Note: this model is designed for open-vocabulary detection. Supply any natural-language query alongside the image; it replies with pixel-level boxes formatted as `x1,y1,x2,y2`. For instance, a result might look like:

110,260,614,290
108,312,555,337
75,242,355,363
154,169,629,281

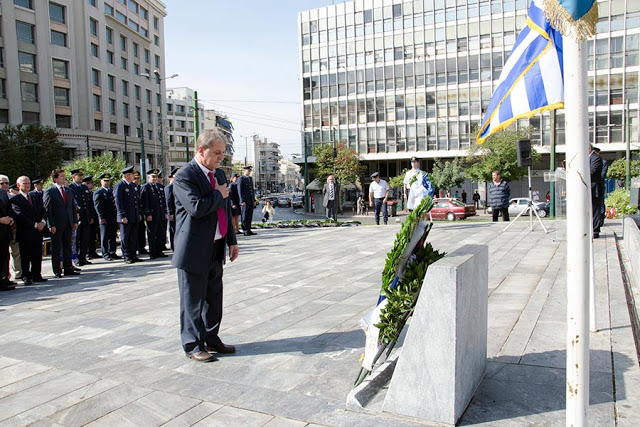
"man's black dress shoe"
247,231,257,236
138,249,149,254
72,267,82,272
185,351,216,363
156,253,168,258
90,252,100,259
124,259,134,264
205,342,236,354
22,277,33,285
132,257,144,262
0,283,15,291
111,254,122,259
149,255,157,260
53,272,63,278
33,276,48,282
64,270,80,276
594,232,600,239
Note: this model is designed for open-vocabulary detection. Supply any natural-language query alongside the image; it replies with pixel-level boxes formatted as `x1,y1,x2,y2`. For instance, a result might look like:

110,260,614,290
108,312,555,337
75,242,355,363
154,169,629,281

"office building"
253,134,282,193
165,86,204,171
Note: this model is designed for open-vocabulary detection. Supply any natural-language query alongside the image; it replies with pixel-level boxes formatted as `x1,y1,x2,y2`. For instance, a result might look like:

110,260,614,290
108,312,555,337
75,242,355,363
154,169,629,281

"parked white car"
488,198,549,218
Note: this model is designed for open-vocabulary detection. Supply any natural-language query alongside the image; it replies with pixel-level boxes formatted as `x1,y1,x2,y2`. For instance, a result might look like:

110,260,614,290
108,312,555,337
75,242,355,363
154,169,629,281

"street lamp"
141,70,178,179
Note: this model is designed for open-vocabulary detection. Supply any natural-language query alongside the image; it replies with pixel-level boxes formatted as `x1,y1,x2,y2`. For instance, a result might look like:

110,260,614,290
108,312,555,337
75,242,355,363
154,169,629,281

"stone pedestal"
383,244,488,425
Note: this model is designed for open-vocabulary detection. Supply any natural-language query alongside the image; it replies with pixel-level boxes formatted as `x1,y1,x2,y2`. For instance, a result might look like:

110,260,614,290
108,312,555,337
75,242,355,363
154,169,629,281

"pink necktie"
208,171,227,238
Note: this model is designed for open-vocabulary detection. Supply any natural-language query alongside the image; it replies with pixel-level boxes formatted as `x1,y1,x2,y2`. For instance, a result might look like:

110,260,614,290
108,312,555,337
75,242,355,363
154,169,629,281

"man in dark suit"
322,175,340,221
114,166,143,264
30,178,44,206
134,172,148,255
228,173,241,234
172,129,239,363
69,168,93,265
164,168,179,251
141,168,166,259
43,169,79,278
589,145,604,238
10,176,47,285
238,165,256,236
83,175,101,259
0,176,16,291
94,173,118,261
157,170,168,251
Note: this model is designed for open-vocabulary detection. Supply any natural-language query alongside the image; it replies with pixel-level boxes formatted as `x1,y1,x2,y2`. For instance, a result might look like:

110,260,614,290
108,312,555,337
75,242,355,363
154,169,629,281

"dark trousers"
592,194,604,233
120,221,138,261
326,199,337,221
137,220,147,253
146,218,161,255
90,221,100,255
100,222,118,257
51,226,73,274
0,237,10,282
161,220,168,248
169,220,176,251
492,207,510,222
374,198,388,225
241,203,254,232
177,240,224,354
18,236,42,280
76,222,90,261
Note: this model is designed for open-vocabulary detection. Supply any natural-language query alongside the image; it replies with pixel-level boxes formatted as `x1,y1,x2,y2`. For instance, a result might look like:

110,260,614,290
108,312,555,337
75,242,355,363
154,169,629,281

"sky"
163,0,340,163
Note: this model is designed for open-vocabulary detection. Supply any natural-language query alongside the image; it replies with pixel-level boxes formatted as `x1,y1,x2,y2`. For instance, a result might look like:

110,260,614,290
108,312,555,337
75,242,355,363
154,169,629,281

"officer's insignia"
125,188,129,192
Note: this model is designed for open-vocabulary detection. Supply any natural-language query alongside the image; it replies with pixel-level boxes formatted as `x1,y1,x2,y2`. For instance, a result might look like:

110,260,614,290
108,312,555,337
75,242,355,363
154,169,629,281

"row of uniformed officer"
141,168,167,259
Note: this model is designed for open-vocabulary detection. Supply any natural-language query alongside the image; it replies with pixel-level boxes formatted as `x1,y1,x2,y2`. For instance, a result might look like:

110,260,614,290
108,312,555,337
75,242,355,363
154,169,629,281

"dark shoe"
594,233,600,239
112,254,122,260
103,256,114,261
53,272,63,278
15,275,23,280
149,255,157,260
0,283,15,291
156,253,168,258
247,231,257,236
22,277,33,286
90,252,100,258
132,257,144,262
72,267,82,272
78,260,92,266
205,342,236,354
33,276,48,282
64,270,81,276
138,249,149,254
185,350,216,363
124,259,135,264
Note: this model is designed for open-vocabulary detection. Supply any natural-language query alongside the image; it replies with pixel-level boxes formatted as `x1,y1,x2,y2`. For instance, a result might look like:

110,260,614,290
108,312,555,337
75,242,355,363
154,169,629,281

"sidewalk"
0,219,638,426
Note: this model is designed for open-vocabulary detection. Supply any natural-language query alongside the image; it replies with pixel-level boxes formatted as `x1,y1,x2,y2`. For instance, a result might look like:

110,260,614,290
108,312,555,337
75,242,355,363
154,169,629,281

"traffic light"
516,139,532,167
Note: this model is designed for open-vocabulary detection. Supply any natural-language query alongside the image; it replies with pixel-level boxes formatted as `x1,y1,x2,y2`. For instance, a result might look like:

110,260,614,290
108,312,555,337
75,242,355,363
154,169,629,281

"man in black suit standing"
0,176,16,291
141,168,166,259
589,145,604,238
164,168,179,251
134,172,148,255
114,166,143,264
157,170,168,251
43,169,79,278
69,168,93,266
238,165,256,236
83,175,100,259
10,176,47,285
172,129,239,363
94,173,118,261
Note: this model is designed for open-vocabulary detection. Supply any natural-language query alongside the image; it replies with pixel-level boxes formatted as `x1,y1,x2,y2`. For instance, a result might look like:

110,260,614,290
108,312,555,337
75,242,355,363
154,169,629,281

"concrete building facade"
165,86,204,171
253,134,282,193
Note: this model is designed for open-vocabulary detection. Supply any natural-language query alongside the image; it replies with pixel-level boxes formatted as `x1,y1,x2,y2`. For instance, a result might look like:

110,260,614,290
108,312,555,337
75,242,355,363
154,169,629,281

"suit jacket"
114,179,140,223
238,174,255,204
590,151,604,199
141,182,164,219
322,182,340,207
69,182,92,224
94,187,117,224
0,189,11,242
43,185,76,230
9,193,43,242
229,182,240,208
164,183,175,217
171,159,237,274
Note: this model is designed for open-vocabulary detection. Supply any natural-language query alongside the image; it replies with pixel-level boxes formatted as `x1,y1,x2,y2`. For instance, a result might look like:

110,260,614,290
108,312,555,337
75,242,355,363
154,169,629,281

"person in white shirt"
532,188,540,203
369,172,390,225
403,157,421,207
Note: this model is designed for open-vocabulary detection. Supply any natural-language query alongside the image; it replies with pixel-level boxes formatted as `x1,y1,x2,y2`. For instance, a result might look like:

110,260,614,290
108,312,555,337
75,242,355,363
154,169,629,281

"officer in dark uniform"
141,168,166,259
165,167,179,251
94,173,119,261
69,168,93,265
156,170,168,251
114,166,143,264
83,175,100,259
30,179,44,206
134,171,148,255
238,165,256,235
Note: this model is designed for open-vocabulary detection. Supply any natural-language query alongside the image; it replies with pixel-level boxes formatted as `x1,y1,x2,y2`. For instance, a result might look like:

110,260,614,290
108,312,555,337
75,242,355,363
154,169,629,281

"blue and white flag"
477,0,564,144
544,0,598,40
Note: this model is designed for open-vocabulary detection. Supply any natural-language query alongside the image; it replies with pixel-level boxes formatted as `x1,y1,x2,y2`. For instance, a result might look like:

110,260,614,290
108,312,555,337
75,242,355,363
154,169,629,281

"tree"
232,161,245,177
312,142,366,185
43,152,127,189
465,128,538,182
389,168,409,190
429,158,465,192
0,124,65,183
606,157,640,187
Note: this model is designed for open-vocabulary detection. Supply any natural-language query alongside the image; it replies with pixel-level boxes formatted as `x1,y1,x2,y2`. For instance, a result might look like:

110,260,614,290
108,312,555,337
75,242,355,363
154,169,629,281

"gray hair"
0,174,8,182
196,128,228,151
17,176,30,184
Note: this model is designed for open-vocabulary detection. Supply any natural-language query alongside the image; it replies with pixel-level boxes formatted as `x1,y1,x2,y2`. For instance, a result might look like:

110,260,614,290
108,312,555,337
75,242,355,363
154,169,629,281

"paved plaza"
0,218,639,426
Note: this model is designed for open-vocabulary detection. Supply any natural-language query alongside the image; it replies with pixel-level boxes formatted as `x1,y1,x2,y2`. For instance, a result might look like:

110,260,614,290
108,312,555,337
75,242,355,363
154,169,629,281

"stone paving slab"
0,220,638,426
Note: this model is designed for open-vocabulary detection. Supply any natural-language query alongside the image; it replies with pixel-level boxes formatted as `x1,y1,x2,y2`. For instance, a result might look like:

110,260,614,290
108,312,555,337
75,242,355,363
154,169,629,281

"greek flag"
477,0,564,144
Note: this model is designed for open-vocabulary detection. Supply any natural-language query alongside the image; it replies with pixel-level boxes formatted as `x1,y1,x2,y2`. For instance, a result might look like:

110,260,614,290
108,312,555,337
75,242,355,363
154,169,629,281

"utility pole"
124,134,128,164
625,99,631,191
33,137,38,179
304,133,310,213
159,114,164,180
193,90,199,151
86,135,90,157
139,123,146,177
550,110,556,218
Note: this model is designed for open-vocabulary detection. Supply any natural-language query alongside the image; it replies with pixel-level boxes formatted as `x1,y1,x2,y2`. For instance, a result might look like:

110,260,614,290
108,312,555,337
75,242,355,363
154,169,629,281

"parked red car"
430,198,476,221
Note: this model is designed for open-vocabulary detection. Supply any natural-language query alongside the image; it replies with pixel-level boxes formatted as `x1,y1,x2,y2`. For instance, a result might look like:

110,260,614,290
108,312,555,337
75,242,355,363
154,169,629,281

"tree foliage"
606,157,640,187
465,129,537,182
0,124,65,183
43,153,127,189
232,161,245,177
312,142,366,185
429,158,466,191
389,168,409,189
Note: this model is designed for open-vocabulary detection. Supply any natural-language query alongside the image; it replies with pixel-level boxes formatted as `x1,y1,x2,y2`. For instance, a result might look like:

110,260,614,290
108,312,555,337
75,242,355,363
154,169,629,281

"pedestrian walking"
322,175,339,221
369,172,390,225
473,190,481,209
261,200,275,222
488,171,511,222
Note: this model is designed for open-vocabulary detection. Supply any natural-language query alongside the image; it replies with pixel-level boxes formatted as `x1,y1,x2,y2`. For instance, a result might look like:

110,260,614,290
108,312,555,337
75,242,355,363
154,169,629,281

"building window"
144,49,150,63
54,87,69,106
0,79,6,99
106,27,113,44
108,74,115,92
20,82,38,102
56,115,71,128
91,43,99,57
128,0,138,13
154,35,159,46
94,119,102,131
104,3,114,15
120,35,127,51
92,68,100,86
22,111,40,124
140,7,148,20
93,94,101,111
17,22,35,44
121,57,127,70
52,59,68,78
109,98,116,114
110,122,118,134
122,80,129,96
154,16,159,29
106,50,114,64
146,89,151,103
154,54,160,68
50,3,66,24
14,0,33,9
133,42,139,57
18,52,36,73
51,30,67,47
135,85,141,100
116,11,127,24
133,63,139,75
0,48,4,68
136,106,141,120
123,102,129,118
89,18,98,36
88,0,96,7
128,20,139,32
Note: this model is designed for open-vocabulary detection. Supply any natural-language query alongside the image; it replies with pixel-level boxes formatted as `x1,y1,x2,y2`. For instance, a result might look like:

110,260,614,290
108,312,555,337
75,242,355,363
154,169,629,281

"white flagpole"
564,34,591,427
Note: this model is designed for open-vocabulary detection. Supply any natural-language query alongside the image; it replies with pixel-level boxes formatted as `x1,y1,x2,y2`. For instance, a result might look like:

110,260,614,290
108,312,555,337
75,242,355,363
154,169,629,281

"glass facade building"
298,0,639,175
